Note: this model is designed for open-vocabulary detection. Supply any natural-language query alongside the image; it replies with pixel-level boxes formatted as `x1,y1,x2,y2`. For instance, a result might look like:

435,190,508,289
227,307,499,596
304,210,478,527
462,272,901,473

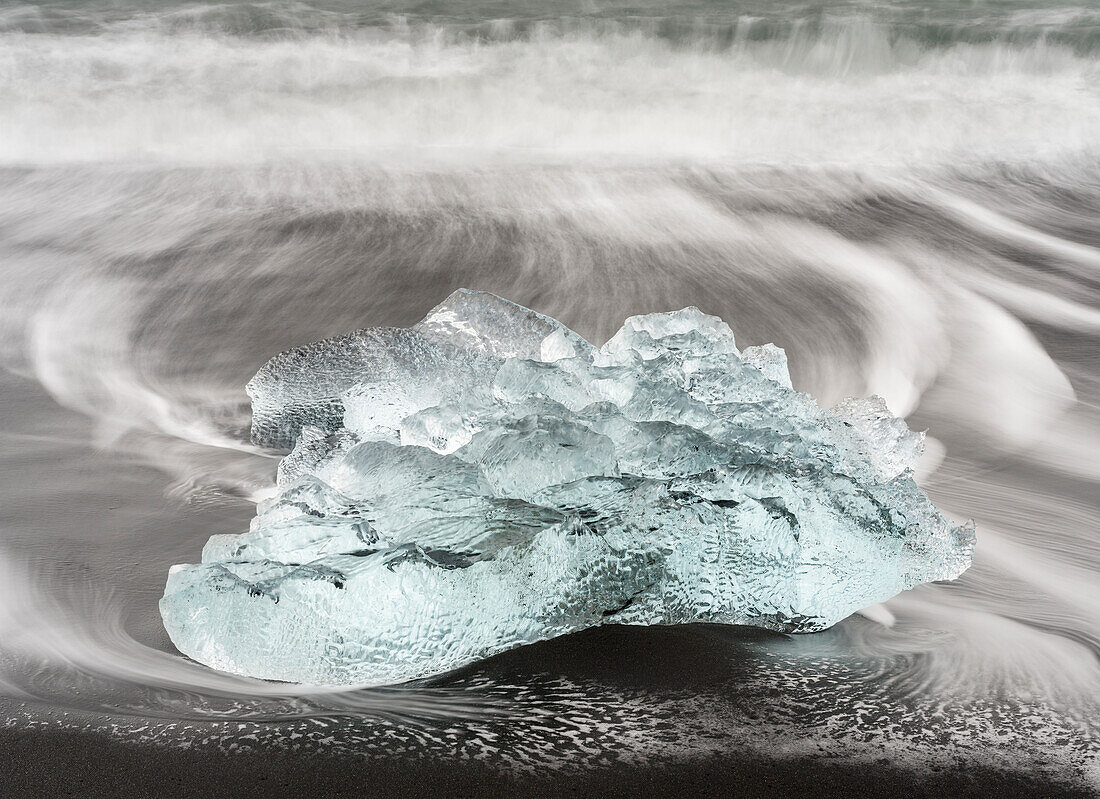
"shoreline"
2,725,1093,799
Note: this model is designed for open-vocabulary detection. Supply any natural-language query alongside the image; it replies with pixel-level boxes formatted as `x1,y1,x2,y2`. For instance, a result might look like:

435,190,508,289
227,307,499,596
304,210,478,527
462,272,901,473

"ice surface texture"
161,290,974,685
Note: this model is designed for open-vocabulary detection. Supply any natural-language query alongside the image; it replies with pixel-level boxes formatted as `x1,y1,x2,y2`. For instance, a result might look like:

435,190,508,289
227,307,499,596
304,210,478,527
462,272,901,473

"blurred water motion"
0,0,1097,787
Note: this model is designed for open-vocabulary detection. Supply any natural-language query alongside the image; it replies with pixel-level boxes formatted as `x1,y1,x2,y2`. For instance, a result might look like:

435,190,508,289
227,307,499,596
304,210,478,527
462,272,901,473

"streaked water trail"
0,0,1097,788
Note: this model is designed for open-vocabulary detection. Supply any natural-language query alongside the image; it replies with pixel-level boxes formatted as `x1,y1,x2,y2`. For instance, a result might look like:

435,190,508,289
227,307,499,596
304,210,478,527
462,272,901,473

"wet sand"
3,725,1092,799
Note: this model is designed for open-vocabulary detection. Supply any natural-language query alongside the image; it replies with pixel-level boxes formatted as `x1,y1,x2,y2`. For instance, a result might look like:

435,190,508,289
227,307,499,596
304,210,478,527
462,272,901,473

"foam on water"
0,11,1098,166
0,0,1096,786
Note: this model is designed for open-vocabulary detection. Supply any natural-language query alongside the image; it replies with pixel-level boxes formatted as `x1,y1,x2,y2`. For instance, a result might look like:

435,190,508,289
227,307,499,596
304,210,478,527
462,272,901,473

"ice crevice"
160,290,974,685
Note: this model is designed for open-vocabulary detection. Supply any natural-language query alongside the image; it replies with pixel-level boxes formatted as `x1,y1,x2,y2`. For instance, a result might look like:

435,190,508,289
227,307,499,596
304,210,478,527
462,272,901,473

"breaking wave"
1,5,1098,165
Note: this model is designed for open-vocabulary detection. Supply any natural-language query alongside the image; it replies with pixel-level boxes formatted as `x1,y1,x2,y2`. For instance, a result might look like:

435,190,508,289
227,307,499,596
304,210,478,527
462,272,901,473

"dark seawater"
0,1,1098,793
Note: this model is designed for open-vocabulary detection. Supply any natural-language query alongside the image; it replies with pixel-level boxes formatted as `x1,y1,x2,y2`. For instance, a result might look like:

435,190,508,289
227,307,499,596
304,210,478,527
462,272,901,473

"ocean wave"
4,0,1100,46
0,13,1097,165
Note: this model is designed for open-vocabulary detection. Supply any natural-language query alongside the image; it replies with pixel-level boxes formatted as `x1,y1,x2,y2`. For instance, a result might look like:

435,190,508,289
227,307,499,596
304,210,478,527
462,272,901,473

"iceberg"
161,290,973,685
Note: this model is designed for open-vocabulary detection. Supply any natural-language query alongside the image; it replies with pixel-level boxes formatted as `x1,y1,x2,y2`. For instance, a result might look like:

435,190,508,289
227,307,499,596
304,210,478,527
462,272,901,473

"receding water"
0,0,1097,789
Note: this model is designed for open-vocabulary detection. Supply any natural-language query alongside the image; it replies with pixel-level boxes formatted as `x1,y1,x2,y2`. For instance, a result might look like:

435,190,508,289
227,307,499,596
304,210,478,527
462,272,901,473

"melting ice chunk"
162,290,973,685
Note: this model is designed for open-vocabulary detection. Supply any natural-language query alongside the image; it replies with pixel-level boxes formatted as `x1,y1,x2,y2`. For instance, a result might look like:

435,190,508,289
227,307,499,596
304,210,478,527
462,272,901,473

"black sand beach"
1,0,1099,794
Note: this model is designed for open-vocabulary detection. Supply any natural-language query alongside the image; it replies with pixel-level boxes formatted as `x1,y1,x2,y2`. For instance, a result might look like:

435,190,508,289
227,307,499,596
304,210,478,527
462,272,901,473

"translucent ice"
162,290,973,685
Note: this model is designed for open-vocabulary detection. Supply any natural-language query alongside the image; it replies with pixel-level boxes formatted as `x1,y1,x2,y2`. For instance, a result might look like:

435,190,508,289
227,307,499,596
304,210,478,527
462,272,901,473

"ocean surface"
0,0,1097,792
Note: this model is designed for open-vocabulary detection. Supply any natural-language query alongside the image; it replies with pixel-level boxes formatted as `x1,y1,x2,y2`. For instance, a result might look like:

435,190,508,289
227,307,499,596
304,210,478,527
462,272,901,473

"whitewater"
0,0,1097,790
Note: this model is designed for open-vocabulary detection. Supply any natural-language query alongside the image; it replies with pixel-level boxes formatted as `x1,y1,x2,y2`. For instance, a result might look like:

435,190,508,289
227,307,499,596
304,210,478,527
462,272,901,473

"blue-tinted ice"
160,290,974,685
